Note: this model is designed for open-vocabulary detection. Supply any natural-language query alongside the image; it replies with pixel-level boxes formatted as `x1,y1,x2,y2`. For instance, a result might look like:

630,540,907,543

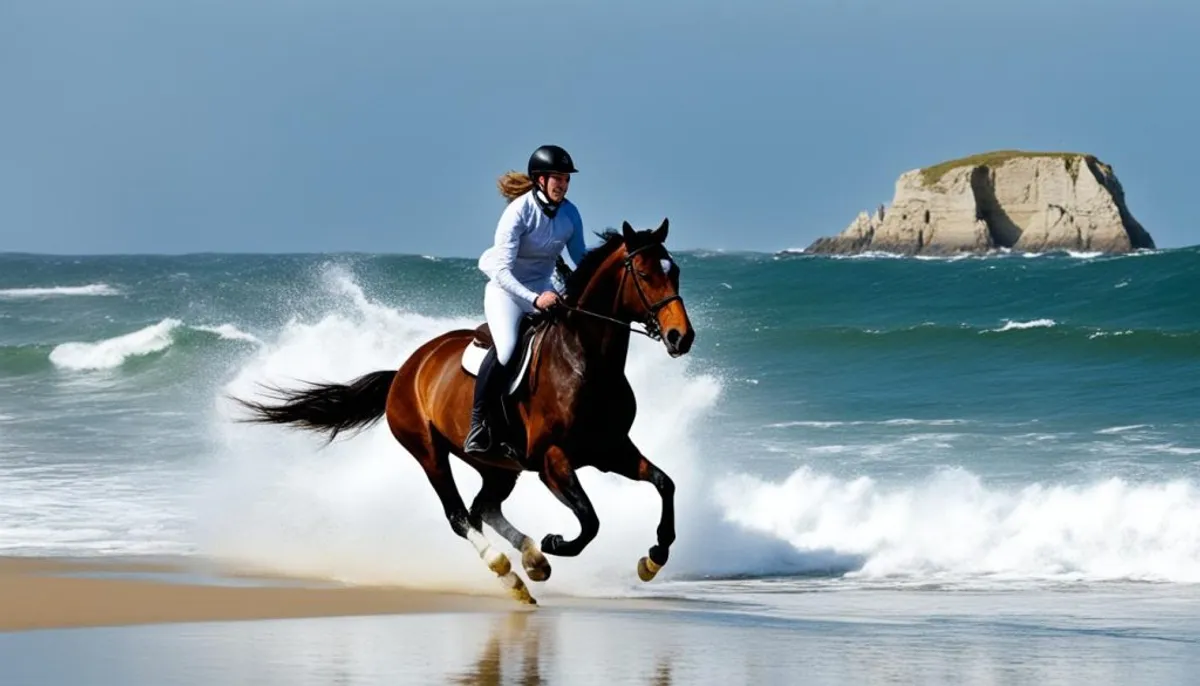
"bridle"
557,243,682,341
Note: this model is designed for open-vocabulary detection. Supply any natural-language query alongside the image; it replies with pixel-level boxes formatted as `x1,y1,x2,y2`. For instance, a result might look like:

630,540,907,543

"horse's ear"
652,217,669,243
622,221,636,242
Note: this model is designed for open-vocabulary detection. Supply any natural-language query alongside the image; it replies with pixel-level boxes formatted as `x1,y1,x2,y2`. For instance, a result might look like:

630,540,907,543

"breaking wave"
41,321,263,372
715,466,1200,585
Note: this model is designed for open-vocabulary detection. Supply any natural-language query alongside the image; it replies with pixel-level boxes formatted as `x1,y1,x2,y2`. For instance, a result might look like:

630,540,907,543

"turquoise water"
1,246,1199,595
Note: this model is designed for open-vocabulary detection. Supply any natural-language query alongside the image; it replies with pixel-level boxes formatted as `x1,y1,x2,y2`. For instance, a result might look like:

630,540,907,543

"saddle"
460,312,549,464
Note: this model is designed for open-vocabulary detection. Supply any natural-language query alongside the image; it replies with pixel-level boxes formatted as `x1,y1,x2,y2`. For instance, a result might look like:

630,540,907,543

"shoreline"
0,555,525,633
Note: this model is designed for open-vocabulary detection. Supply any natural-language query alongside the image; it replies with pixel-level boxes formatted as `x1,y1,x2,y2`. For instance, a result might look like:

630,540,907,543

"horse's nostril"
666,329,681,347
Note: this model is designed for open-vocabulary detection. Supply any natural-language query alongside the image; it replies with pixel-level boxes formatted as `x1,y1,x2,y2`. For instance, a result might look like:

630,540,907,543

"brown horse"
231,219,694,604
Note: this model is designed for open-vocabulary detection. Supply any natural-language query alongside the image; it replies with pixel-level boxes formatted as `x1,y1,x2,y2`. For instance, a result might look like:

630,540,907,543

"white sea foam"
1088,329,1133,339
193,323,265,346
0,465,196,556
766,419,970,429
1097,425,1150,435
715,466,1200,584
0,283,120,298
986,318,1057,333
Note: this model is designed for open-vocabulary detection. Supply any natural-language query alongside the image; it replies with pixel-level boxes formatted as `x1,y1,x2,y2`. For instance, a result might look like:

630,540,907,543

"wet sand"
0,555,521,632
6,556,1200,684
5,586,1199,685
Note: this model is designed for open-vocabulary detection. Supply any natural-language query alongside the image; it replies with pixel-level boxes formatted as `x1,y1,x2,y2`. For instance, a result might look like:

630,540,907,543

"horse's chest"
571,377,635,432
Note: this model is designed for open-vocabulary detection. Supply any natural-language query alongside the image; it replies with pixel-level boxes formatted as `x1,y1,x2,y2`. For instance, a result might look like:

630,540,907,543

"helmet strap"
532,178,560,218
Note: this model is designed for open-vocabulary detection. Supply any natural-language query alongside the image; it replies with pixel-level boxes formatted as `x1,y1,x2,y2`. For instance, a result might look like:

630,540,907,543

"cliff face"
806,152,1155,255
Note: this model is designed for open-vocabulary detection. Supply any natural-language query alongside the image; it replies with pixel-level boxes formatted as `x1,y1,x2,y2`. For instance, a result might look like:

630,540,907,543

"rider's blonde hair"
496,171,534,202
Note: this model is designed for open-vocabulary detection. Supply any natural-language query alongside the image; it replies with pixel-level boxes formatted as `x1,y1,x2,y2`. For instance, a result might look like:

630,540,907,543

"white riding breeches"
483,281,542,366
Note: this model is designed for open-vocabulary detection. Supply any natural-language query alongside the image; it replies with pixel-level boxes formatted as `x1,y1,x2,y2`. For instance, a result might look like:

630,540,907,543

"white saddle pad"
461,331,536,396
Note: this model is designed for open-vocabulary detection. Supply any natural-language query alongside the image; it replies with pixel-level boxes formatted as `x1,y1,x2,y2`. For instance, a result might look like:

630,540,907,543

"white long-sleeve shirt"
478,190,588,304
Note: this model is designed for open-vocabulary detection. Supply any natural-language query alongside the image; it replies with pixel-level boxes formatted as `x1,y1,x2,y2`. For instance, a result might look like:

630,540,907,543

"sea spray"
199,265,767,597
188,262,1200,593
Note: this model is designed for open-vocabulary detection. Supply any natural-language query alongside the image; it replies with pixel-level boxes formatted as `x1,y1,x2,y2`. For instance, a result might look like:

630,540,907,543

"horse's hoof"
637,555,662,582
512,585,538,605
506,575,538,605
495,562,538,605
541,533,566,555
521,541,552,582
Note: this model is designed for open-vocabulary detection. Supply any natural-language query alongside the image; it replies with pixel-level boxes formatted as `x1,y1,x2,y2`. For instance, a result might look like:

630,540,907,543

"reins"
555,304,658,339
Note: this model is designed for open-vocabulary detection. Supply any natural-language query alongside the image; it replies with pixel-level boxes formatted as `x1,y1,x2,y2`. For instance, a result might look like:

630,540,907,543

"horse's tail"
230,369,397,443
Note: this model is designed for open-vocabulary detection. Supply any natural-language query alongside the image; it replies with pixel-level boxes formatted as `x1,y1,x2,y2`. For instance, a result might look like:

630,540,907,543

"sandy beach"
0,555,520,632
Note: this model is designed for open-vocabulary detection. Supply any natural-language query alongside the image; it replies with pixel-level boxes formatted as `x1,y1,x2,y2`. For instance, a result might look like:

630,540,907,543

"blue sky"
3,0,1198,256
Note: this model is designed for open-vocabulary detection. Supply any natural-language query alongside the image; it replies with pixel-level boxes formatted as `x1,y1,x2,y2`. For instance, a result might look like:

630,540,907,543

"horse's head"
616,219,694,357
564,218,694,357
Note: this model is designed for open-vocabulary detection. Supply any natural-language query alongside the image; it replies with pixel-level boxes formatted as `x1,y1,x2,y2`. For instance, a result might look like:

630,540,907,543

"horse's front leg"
599,438,675,581
537,445,600,557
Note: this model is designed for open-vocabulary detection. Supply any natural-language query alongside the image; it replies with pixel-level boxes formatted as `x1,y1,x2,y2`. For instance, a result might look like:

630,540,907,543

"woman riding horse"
231,156,694,605
468,144,588,456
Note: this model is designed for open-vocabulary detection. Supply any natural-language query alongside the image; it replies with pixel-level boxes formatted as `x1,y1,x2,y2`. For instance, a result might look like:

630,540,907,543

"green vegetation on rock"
918,150,1100,186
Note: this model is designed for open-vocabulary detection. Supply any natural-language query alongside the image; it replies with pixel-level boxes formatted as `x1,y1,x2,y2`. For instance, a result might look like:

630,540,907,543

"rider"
465,144,589,455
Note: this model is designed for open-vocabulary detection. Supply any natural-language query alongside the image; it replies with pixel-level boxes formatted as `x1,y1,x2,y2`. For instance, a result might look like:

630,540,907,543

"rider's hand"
534,291,561,311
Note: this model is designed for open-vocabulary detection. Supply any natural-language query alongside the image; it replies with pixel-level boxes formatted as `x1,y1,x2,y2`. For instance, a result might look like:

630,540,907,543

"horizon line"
3,243,1196,260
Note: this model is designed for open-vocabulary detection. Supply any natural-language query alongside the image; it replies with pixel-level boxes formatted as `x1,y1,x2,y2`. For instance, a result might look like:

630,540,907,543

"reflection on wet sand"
451,613,544,686
4,597,1200,685
651,657,673,686
451,611,680,686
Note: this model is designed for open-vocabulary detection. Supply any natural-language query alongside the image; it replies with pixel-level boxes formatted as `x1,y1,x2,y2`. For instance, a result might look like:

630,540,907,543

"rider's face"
540,173,570,202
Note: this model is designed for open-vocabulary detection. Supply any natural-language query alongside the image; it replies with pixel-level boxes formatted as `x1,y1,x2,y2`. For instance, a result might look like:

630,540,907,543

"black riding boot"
464,348,509,454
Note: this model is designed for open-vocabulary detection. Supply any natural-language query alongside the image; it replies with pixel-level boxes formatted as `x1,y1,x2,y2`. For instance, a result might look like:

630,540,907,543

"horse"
230,218,694,604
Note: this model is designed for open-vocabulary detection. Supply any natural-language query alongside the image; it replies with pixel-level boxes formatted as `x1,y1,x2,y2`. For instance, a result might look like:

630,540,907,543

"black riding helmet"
527,145,579,180
526,145,578,218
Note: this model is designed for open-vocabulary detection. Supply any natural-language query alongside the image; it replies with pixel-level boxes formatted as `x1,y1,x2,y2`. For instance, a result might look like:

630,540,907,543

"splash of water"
198,264,773,598
193,263,1200,596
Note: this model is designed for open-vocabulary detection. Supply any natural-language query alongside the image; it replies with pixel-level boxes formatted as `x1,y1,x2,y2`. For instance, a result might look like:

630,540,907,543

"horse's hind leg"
468,465,552,582
395,428,536,604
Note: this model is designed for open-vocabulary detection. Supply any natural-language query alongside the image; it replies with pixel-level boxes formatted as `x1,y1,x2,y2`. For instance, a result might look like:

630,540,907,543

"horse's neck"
569,316,630,368
560,270,632,371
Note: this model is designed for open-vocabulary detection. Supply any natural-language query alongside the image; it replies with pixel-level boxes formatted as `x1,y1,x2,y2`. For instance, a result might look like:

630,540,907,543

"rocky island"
803,151,1155,256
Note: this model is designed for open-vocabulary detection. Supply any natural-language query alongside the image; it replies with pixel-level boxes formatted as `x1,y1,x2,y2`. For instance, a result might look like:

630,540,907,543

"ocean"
2,245,1200,680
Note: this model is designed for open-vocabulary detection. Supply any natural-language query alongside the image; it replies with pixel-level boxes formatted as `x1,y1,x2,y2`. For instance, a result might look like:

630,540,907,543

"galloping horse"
231,219,694,604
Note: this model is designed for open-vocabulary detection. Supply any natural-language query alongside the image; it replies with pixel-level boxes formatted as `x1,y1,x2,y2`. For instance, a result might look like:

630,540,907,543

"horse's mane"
561,226,665,305
562,229,625,304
